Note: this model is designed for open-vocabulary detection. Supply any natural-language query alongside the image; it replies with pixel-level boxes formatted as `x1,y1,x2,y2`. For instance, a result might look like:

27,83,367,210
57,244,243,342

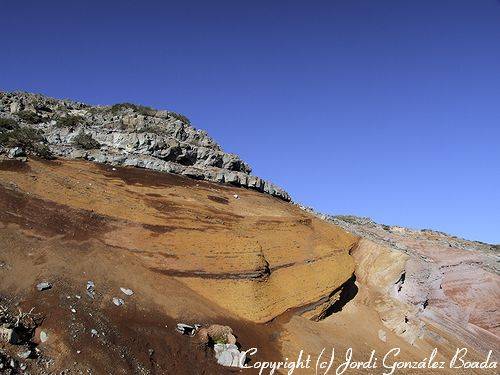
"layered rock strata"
300,208,500,356
0,91,289,200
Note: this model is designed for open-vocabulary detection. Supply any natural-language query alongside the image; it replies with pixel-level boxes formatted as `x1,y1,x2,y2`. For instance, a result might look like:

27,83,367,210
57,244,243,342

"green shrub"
32,143,54,159
110,103,154,116
0,127,43,148
17,110,43,124
55,115,84,128
142,124,164,134
0,117,19,131
0,127,53,159
72,131,100,150
168,111,190,124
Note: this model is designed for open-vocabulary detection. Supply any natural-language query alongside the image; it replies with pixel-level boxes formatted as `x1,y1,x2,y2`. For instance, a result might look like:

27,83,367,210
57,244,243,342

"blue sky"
1,1,499,243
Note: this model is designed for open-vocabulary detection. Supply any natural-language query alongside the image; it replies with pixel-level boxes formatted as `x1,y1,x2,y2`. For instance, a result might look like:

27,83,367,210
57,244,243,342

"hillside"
0,92,498,374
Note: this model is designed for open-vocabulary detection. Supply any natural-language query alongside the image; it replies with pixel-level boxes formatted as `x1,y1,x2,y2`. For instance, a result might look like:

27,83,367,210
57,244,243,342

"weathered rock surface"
299,208,500,357
0,91,290,200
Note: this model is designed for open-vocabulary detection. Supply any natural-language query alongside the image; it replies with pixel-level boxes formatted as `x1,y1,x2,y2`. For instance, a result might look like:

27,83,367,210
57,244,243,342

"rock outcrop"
0,91,290,200
299,208,500,357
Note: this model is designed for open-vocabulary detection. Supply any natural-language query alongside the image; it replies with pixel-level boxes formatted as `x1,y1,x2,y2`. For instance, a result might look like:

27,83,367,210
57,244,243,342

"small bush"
17,110,43,124
110,103,154,116
55,115,84,128
72,131,100,150
0,117,19,131
168,111,190,124
142,124,164,134
0,127,43,149
32,143,54,159
0,127,53,159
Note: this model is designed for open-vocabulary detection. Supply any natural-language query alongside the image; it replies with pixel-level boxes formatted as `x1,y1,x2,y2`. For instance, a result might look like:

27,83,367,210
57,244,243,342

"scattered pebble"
112,297,124,306
86,281,95,299
120,287,134,296
36,282,52,291
90,329,98,337
75,295,81,299
70,308,76,313
18,349,31,359
233,194,239,199
40,330,49,343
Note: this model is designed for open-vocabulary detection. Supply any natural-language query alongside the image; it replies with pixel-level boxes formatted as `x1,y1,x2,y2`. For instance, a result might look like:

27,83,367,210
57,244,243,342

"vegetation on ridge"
0,126,53,159
17,110,43,124
72,131,101,150
55,115,85,129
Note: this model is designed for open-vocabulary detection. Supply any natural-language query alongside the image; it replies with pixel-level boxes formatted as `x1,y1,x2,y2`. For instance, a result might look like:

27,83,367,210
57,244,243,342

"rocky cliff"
0,91,290,200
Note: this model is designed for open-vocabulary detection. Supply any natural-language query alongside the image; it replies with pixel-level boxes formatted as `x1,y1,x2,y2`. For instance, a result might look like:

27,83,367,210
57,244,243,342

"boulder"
8,147,25,158
36,282,52,291
213,343,246,368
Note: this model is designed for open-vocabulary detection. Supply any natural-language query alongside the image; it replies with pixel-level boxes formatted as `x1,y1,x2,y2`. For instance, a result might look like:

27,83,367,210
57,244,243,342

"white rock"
217,350,233,367
113,297,124,306
36,282,52,291
213,343,225,355
213,344,246,368
120,287,134,296
40,330,49,343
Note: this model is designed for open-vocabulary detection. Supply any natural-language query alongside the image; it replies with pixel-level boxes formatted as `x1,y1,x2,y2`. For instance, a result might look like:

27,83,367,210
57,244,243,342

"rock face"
300,208,500,357
0,91,290,201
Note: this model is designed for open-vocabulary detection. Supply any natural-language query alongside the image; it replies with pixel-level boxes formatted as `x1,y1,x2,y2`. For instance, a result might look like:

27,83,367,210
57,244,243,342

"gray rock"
0,91,291,201
17,349,31,359
86,280,95,299
8,147,25,158
36,282,52,291
213,343,246,368
10,102,21,113
112,297,124,306
216,350,233,367
39,330,49,343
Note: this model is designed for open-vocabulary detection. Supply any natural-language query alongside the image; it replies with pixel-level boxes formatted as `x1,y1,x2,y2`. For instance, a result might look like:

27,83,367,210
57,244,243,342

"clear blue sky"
1,1,499,243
